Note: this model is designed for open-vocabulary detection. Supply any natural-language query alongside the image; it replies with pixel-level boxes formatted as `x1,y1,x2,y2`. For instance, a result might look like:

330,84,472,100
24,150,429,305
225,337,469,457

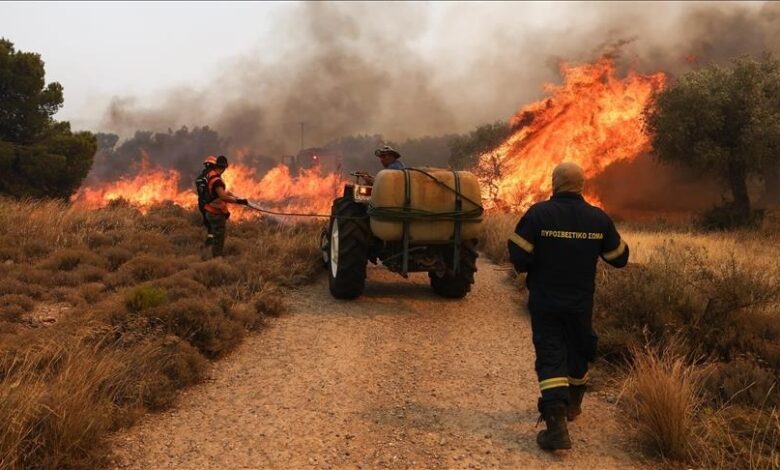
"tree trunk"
764,163,780,205
728,158,751,222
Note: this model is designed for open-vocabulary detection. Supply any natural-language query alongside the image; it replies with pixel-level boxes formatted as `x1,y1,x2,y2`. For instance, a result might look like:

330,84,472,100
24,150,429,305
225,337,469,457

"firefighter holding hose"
196,155,249,257
508,162,629,451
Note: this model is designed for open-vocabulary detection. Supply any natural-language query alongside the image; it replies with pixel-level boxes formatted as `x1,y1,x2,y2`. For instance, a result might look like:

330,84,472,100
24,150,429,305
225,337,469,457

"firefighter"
362,146,404,184
507,162,629,451
196,155,248,257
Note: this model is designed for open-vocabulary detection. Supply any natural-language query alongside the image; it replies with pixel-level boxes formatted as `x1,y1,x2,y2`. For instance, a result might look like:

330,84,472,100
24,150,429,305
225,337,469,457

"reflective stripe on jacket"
507,192,629,312
203,170,230,215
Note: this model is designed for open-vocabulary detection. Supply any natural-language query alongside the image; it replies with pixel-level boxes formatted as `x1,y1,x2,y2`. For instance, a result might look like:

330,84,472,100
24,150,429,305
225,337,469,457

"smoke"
92,2,779,213
99,2,779,146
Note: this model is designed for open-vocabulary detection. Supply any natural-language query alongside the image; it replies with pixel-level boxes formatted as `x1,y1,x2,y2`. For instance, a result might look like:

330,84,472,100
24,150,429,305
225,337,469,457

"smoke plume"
92,2,779,214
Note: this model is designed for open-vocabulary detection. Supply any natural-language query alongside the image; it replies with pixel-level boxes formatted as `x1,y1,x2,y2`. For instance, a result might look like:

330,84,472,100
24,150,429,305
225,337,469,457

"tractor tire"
328,197,370,299
429,240,478,298
319,225,330,268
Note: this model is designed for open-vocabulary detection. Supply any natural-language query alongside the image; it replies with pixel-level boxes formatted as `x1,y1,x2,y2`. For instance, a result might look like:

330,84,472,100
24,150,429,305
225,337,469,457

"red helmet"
204,155,218,166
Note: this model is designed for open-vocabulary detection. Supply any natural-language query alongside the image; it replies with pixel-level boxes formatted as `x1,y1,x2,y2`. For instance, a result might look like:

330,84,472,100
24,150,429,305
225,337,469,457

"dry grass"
622,341,706,461
480,211,780,468
478,211,516,265
0,197,321,469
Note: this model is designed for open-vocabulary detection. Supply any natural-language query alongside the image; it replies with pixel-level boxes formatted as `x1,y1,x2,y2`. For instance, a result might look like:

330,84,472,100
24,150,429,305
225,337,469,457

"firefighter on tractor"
195,155,249,257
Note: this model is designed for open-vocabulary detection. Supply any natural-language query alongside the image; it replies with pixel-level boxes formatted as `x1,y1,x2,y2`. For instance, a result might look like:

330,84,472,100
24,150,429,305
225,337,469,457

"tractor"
320,168,483,299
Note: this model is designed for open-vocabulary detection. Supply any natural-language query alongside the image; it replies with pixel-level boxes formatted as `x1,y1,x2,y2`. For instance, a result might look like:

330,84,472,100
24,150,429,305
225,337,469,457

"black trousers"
529,306,597,409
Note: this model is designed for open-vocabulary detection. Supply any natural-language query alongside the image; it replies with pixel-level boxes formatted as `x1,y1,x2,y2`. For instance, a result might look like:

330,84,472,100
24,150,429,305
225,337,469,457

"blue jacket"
508,192,629,312
385,160,405,170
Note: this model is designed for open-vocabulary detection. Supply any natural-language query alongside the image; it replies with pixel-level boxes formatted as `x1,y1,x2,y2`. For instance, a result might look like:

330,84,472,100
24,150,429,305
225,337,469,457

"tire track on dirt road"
109,259,645,469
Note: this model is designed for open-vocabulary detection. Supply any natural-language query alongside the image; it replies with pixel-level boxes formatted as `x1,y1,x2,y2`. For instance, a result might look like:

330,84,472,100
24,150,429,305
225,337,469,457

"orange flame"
478,57,666,211
72,155,343,219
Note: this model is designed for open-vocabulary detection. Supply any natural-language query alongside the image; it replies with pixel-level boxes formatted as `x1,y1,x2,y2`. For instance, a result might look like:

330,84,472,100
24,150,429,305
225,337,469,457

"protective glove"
235,198,249,206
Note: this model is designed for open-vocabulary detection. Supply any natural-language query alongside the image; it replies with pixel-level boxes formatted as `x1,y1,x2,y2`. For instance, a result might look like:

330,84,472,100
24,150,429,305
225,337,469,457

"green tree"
448,121,511,170
647,54,780,225
0,39,96,198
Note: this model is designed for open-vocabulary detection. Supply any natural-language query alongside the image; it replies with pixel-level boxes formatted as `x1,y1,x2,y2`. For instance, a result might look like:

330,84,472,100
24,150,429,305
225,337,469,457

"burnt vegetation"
0,198,321,468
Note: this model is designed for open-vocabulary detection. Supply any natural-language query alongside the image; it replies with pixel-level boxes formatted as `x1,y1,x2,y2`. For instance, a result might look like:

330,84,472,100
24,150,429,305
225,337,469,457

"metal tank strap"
401,169,411,277
452,170,462,274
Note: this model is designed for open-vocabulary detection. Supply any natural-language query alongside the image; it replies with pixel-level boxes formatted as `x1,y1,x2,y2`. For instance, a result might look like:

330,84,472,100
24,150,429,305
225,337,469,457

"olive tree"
647,54,780,225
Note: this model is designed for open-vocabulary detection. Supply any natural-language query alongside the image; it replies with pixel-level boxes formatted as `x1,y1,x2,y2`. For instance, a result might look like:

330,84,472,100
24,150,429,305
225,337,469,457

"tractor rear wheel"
328,197,370,299
429,240,478,298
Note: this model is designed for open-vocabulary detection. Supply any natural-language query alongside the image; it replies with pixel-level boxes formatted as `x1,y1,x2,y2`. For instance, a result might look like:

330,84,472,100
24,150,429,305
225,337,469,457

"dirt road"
110,260,643,469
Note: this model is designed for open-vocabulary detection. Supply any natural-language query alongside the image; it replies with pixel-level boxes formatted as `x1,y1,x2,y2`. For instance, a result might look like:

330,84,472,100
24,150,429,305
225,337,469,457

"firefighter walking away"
195,155,249,257
507,162,629,451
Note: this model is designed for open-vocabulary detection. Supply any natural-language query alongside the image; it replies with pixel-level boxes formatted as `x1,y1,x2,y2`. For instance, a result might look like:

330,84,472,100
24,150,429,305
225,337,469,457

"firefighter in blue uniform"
508,162,629,451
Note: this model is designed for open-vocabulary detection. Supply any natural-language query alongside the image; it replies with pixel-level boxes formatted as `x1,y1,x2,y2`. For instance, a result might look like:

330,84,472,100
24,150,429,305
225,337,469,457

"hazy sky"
0,1,770,145
0,2,291,128
0,2,631,131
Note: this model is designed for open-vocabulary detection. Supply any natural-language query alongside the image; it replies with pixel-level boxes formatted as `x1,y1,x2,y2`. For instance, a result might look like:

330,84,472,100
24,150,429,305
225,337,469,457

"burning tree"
475,58,666,212
647,54,780,227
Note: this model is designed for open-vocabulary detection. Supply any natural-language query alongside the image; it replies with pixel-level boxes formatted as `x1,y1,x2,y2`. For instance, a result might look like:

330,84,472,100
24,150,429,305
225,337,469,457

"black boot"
567,385,586,421
537,403,572,450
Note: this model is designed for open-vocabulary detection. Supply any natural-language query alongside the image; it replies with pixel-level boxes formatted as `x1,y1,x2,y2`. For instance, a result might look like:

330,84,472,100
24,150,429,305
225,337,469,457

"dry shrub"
253,283,286,317
705,359,779,409
0,294,34,322
152,272,205,302
479,211,517,264
0,333,206,469
603,237,780,467
228,303,265,331
0,278,43,300
0,199,322,467
86,232,114,249
192,258,242,288
145,298,244,358
112,255,181,285
78,283,105,304
12,266,52,286
623,341,706,461
119,232,172,256
100,246,133,271
596,242,780,371
40,248,105,272
124,285,168,312
21,240,50,260
169,230,202,249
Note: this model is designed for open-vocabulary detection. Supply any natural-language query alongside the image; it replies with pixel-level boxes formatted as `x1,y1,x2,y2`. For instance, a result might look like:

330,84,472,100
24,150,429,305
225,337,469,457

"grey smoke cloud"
99,1,778,157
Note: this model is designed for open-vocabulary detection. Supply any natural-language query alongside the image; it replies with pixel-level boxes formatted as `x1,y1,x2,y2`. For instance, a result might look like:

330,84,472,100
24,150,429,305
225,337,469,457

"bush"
146,298,244,358
253,284,286,317
0,294,34,322
124,285,168,313
40,248,104,272
152,272,205,302
21,240,50,260
100,246,132,271
623,342,706,461
192,258,242,288
78,283,104,304
0,199,324,468
698,203,765,231
479,211,517,265
112,255,180,285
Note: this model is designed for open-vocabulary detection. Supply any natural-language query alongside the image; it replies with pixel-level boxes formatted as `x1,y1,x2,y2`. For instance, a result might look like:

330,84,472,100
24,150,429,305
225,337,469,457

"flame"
72,152,191,209
478,57,666,211
72,154,343,219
